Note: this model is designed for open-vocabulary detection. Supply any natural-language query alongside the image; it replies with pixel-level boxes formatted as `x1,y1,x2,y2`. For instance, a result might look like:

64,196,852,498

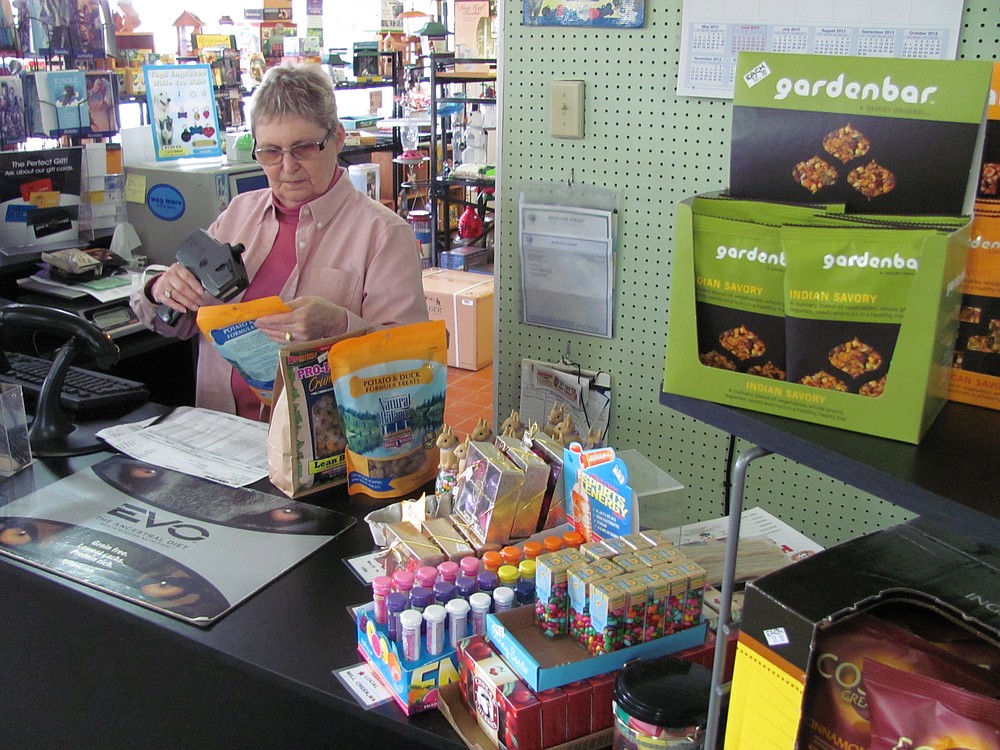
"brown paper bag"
267,329,369,498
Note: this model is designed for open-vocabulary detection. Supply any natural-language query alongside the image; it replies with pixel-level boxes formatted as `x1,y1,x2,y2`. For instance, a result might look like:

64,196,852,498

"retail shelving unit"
335,51,404,205
426,53,497,264
659,392,1000,748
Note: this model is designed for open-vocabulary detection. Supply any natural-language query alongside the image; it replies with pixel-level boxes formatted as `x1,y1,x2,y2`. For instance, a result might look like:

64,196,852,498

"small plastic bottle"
469,592,492,636
514,577,536,606
477,569,499,600
522,540,543,561
497,564,519,588
437,560,460,584
481,550,504,573
372,575,393,625
493,586,515,614
432,579,456,605
446,597,471,647
455,574,477,601
543,535,564,553
459,555,481,578
500,545,523,567
423,604,447,656
562,530,585,550
392,569,415,596
386,591,408,642
400,609,423,662
415,565,439,590
518,559,537,583
408,586,433,618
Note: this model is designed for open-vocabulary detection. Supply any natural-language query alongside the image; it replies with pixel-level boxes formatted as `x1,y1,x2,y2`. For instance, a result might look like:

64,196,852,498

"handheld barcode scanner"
156,229,249,326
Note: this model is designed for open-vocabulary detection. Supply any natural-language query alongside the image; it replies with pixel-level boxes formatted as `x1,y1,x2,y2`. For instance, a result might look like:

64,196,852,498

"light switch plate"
551,80,584,139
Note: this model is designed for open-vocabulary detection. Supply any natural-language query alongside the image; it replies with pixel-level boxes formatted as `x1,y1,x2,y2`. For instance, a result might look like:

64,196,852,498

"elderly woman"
130,63,428,420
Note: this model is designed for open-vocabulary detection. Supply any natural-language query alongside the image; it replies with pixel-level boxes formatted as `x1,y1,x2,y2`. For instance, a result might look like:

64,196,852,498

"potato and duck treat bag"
329,320,448,499
780,224,939,397
693,213,788,380
196,295,292,406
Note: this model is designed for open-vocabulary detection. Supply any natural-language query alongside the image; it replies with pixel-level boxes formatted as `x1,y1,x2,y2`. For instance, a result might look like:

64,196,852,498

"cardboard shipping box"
723,519,1000,749
423,268,494,370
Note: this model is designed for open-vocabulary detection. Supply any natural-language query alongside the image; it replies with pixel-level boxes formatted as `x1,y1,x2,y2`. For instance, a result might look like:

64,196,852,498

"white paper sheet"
97,406,269,487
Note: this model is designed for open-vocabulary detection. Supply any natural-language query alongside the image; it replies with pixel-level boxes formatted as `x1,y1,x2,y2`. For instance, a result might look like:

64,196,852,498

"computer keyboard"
0,350,149,412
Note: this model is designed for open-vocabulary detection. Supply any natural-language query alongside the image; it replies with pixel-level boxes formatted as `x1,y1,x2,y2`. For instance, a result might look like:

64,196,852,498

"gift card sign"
562,444,638,542
730,53,993,215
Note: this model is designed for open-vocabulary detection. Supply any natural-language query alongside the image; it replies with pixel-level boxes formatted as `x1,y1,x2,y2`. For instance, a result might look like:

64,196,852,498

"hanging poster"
523,0,644,28
143,64,223,162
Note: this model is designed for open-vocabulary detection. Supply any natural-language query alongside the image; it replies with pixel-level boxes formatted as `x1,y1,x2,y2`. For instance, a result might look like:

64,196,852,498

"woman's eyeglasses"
252,128,334,166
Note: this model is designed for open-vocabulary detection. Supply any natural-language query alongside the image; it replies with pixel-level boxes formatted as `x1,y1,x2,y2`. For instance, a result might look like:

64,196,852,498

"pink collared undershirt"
232,168,343,420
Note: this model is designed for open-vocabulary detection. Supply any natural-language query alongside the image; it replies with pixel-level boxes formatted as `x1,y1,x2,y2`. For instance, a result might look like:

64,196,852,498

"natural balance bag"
329,320,448,498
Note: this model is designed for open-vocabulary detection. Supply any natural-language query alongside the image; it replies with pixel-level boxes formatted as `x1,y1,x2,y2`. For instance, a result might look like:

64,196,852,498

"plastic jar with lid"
543,535,564,553
562,530,585,550
481,550,504,573
497,564,520,588
612,656,712,750
522,540,543,560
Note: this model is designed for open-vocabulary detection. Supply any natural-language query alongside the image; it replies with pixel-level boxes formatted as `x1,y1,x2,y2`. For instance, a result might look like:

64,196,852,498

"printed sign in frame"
144,64,224,162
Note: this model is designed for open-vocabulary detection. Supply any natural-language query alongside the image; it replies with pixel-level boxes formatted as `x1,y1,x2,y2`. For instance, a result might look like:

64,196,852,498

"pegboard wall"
492,2,1000,544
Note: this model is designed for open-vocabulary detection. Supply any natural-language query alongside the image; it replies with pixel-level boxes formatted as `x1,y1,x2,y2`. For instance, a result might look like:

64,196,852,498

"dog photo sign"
143,65,224,162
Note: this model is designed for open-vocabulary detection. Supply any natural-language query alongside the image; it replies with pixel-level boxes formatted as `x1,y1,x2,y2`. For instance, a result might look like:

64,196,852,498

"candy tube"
469,592,492,636
423,604,447,655
400,609,423,662
372,575,392,625
386,591,407,642
493,586,515,614
459,555,481,578
432,579,456,605
455,574,477,600
497,564,520,588
415,565,439,590
437,560,460,583
392,569,415,596
446,597,471,647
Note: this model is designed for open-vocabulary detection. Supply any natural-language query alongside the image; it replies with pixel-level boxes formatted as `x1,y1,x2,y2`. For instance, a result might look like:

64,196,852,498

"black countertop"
0,450,465,750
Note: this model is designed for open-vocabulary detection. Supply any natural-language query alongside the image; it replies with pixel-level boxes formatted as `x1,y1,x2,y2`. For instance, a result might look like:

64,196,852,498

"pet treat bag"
329,320,448,498
196,296,292,406
781,224,938,397
267,331,365,498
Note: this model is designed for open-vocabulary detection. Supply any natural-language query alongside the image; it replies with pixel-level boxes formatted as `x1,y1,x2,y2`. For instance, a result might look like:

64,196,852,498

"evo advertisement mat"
0,456,355,625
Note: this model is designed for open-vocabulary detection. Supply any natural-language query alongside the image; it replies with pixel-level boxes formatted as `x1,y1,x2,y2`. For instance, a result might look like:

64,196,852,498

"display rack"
660,392,1000,748
426,53,496,265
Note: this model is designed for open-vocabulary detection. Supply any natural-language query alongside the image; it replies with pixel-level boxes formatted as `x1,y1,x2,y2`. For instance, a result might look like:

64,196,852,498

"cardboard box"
724,520,1000,749
355,602,459,714
662,196,971,443
423,268,494,370
437,682,614,750
486,604,707,692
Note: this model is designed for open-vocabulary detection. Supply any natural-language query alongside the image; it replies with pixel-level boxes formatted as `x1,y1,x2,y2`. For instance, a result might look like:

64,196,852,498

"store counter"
0,448,465,750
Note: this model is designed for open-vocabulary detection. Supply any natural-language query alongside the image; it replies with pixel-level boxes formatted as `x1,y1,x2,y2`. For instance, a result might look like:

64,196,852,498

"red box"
457,634,544,750
586,671,618,731
561,680,593,741
536,687,567,748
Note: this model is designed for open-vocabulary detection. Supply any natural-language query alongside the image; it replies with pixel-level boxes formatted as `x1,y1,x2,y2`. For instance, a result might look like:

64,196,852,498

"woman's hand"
255,296,349,344
153,263,205,317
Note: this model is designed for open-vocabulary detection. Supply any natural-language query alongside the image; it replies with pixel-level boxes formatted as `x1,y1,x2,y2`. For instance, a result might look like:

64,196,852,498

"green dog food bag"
691,213,787,380
781,224,939,397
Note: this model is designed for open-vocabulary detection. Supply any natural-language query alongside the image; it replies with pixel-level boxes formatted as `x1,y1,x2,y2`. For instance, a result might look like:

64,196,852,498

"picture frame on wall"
522,0,644,28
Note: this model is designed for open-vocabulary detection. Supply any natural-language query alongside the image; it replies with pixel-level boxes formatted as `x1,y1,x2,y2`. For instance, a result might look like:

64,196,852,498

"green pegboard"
493,1,1000,545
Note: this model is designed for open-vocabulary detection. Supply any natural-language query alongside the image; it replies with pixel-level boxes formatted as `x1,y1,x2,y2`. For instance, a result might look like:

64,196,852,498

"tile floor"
444,364,494,436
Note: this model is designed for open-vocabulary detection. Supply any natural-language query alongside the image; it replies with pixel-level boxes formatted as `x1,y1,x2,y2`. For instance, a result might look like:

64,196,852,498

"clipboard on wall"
518,358,612,446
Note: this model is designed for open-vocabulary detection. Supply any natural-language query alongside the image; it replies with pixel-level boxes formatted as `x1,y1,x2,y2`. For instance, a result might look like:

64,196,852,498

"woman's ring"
164,289,172,300
285,331,293,342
